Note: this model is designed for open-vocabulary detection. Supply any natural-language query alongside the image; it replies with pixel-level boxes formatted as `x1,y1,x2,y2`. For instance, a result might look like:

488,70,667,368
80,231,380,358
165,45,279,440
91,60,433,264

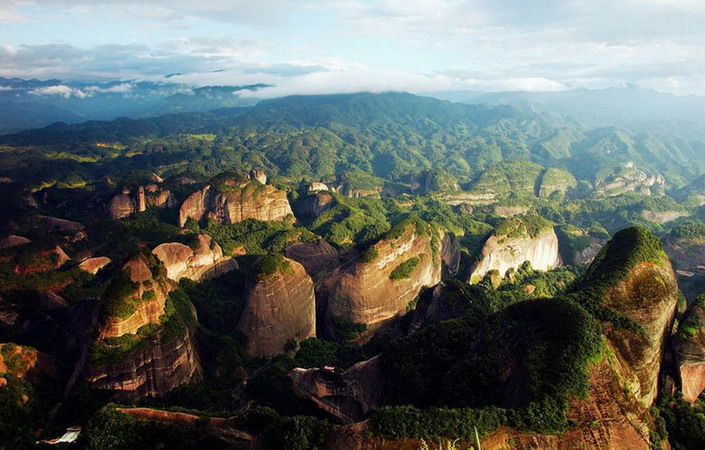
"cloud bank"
0,0,702,95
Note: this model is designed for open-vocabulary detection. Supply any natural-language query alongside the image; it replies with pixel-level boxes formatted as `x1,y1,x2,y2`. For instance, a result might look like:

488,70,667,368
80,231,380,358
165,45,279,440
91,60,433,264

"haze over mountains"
2,75,703,137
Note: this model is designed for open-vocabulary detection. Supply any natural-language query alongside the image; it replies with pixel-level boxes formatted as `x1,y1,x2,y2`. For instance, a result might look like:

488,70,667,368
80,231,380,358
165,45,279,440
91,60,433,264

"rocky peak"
572,226,678,406
178,173,292,227
674,298,705,402
152,234,237,282
250,169,267,185
236,255,316,357
323,219,443,341
98,251,174,339
107,183,175,220
469,216,559,284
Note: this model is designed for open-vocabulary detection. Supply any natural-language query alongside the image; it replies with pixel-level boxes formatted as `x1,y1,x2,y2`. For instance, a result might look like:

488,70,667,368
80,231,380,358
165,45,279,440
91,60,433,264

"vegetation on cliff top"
375,295,603,439
494,214,553,240
569,226,670,331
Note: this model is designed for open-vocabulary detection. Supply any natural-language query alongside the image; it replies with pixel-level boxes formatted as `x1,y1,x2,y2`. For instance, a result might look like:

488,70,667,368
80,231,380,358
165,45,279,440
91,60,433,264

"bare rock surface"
284,239,339,281
323,222,442,340
469,223,559,283
152,234,237,282
237,257,316,357
674,302,705,402
179,181,292,227
289,356,387,423
78,256,111,274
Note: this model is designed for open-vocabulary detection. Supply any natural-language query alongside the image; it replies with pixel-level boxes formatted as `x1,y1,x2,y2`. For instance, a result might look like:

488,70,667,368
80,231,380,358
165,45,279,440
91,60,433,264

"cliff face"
284,239,339,281
178,182,293,227
600,261,678,406
98,254,174,339
483,358,654,450
469,220,559,283
89,252,201,399
674,302,705,403
86,324,201,400
236,257,316,357
577,227,679,407
152,234,237,282
293,192,335,220
0,343,56,384
289,356,387,423
323,221,442,340
78,256,112,274
108,184,175,220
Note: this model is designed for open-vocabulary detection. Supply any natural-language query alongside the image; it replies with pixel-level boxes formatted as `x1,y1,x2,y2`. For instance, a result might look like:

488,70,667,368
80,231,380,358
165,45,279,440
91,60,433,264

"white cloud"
29,84,90,98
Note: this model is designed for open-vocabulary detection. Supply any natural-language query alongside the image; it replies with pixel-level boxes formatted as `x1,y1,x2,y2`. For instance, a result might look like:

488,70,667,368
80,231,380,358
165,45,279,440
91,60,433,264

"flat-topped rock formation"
469,216,559,284
178,172,292,227
236,255,316,357
322,219,444,341
152,234,237,282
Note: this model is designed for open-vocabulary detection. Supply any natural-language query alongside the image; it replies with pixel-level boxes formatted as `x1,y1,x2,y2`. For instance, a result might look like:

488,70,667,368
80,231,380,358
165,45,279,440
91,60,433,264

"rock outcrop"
78,256,112,274
88,251,201,399
307,182,329,193
152,234,237,282
236,256,316,357
469,217,559,284
574,227,679,406
98,253,174,339
593,162,665,198
293,192,335,221
108,184,175,220
284,239,339,281
178,175,292,227
86,324,201,400
0,234,31,250
440,233,461,278
0,343,57,384
323,220,442,340
674,300,705,403
289,356,387,423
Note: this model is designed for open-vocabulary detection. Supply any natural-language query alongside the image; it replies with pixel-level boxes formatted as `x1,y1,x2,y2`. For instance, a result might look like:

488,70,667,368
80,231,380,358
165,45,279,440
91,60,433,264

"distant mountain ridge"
1,92,702,192
0,77,270,133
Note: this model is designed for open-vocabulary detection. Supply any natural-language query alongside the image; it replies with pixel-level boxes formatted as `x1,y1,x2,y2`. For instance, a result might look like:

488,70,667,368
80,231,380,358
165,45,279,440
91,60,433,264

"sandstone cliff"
323,220,442,340
674,300,705,403
86,322,201,400
469,216,559,284
0,343,57,384
293,192,335,221
573,226,679,407
289,356,387,423
178,176,292,227
89,252,202,399
98,252,174,339
284,239,339,281
107,184,175,220
152,234,237,282
236,256,316,357
78,256,112,274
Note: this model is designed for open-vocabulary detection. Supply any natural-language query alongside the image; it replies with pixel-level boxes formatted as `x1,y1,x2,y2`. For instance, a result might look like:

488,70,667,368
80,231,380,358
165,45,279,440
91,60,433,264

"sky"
0,0,703,97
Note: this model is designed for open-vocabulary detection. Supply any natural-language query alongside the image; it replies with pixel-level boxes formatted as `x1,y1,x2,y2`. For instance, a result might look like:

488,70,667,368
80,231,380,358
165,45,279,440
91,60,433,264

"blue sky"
0,0,703,96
